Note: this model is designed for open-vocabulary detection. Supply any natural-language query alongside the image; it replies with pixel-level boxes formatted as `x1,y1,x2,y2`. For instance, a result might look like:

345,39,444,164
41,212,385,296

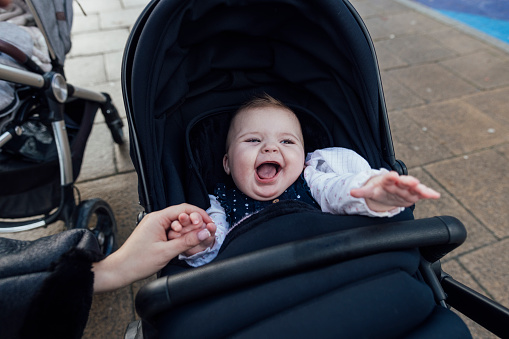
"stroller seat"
121,0,509,337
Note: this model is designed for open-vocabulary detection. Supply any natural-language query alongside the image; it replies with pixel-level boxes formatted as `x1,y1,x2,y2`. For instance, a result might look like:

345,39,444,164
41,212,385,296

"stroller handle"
0,64,107,104
0,63,45,88
136,215,466,320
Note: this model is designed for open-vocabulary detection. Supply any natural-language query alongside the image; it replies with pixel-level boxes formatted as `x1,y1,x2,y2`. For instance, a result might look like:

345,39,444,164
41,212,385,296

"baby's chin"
246,188,287,202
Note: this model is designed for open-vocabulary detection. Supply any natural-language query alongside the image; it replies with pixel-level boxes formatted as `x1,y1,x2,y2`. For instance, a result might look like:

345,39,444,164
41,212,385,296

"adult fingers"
167,229,182,239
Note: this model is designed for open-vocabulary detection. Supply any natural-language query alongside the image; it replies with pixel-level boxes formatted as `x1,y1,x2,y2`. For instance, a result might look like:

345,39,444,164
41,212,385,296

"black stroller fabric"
129,0,393,211
0,99,97,218
157,253,469,338
124,0,472,337
0,229,102,339
157,203,470,338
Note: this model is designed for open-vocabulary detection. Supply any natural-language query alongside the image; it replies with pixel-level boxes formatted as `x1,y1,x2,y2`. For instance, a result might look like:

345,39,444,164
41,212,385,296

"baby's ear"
223,154,231,175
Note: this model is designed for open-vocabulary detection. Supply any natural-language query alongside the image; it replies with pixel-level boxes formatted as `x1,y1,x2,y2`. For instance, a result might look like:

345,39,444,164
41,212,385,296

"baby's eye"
245,138,260,143
281,139,295,144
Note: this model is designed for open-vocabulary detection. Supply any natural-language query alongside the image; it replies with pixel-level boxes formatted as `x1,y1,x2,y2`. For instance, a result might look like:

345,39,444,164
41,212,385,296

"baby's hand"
167,212,216,256
350,171,440,213
168,212,204,237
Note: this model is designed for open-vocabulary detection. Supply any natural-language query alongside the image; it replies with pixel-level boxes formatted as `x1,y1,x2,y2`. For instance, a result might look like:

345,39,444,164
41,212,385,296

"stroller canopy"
26,0,73,65
123,0,394,211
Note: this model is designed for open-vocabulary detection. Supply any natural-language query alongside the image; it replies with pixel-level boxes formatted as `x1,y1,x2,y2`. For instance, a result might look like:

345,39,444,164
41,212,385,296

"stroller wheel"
75,198,117,256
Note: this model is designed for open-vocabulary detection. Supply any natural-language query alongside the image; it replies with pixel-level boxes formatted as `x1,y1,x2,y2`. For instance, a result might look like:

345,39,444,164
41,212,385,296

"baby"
169,94,440,267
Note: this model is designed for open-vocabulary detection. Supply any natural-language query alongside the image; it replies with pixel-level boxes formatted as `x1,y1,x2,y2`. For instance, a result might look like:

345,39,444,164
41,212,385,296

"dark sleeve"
0,229,103,339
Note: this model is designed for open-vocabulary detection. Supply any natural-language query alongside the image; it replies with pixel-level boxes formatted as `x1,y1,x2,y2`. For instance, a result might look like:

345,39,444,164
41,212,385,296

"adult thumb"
197,228,211,241
181,228,210,250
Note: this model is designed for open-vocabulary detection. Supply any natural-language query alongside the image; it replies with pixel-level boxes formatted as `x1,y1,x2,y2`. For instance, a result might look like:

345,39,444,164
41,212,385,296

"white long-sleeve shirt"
179,147,403,267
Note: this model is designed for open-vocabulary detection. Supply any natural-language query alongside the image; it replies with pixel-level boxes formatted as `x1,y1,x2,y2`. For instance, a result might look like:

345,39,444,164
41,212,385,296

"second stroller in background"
0,0,123,255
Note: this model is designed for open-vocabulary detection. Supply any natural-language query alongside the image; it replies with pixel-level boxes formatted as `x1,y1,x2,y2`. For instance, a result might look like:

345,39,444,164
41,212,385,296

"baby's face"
223,106,305,201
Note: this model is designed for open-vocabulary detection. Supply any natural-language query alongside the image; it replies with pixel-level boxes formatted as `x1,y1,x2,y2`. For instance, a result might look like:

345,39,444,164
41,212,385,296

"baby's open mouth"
256,162,281,179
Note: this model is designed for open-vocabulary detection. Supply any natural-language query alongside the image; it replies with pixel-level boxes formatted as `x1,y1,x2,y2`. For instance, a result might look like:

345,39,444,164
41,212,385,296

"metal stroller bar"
52,121,72,186
440,272,509,338
0,64,108,103
68,85,108,103
0,126,22,149
0,64,44,88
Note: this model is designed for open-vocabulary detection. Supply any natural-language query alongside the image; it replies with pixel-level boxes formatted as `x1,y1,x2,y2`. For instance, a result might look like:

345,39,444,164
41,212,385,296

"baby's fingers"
179,212,203,227
188,212,205,226
350,185,372,199
177,212,191,226
411,183,441,199
170,220,183,232
390,175,435,199
391,174,420,191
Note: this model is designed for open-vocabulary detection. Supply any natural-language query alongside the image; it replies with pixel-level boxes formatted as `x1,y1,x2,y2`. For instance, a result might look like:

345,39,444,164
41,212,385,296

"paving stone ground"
3,0,508,337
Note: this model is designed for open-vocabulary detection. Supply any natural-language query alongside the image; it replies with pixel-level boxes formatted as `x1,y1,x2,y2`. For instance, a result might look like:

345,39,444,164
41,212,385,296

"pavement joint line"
395,0,509,54
75,169,137,185
454,257,495,301
417,166,499,245
406,145,509,174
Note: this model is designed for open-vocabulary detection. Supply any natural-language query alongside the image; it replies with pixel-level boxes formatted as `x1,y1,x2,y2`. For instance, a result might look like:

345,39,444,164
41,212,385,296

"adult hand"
92,204,216,293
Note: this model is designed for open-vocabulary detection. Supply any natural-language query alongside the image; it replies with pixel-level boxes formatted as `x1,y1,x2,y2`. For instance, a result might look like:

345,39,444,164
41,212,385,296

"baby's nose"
262,143,279,153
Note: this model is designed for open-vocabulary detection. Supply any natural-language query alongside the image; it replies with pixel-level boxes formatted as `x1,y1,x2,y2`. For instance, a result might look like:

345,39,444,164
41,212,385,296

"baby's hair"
236,92,292,113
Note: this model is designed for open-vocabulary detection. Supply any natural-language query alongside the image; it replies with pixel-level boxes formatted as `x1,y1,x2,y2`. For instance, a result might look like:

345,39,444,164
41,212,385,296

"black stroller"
122,0,509,337
0,0,122,255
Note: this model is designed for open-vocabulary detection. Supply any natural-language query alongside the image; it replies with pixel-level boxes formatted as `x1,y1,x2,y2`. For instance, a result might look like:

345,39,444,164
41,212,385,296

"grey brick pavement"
3,0,508,337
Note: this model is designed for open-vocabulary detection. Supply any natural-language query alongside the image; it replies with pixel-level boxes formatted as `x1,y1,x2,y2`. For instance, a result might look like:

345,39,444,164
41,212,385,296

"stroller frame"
0,0,123,255
0,63,120,231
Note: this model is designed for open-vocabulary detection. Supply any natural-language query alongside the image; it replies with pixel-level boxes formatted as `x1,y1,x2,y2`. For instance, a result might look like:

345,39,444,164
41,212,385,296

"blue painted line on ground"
438,9,509,44
411,0,509,45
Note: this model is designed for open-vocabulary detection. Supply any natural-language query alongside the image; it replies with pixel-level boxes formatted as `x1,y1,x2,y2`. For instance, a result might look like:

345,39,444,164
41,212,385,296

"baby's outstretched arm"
350,171,440,213
168,212,216,256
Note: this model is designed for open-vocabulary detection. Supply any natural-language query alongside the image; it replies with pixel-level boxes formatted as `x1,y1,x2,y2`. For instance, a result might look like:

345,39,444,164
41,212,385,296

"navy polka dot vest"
214,174,319,227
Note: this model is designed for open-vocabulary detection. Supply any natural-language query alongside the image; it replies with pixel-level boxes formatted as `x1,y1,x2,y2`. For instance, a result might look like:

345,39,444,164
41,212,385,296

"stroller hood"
26,0,73,65
122,0,396,211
